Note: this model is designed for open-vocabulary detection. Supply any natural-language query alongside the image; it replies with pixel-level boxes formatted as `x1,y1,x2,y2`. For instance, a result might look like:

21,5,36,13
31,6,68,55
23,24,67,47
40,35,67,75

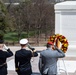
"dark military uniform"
15,49,38,75
0,49,13,75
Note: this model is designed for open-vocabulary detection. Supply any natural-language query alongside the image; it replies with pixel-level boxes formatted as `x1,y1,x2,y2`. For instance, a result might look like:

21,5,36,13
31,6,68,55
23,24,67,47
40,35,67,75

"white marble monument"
55,1,76,48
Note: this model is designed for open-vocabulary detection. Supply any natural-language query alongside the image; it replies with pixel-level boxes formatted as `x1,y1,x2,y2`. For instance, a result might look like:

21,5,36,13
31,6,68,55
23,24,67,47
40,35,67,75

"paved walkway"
6,46,76,75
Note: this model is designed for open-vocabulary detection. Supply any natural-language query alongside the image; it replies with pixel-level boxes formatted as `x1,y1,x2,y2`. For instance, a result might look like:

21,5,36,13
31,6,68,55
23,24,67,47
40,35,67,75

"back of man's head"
46,42,53,48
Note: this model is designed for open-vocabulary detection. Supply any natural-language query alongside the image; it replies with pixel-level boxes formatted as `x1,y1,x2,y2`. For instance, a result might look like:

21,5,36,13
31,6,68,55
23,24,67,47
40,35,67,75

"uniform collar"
47,48,52,50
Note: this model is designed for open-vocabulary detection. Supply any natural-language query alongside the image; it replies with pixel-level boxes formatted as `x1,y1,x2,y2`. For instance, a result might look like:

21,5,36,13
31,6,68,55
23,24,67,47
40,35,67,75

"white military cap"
19,39,28,44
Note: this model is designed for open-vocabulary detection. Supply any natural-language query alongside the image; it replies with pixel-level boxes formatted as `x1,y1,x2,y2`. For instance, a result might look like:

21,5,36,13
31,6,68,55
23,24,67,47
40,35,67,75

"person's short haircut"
46,43,51,48
20,44,26,47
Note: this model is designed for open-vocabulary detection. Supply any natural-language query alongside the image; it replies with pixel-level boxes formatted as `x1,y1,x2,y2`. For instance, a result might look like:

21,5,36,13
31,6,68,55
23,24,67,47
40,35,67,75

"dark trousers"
0,66,7,75
43,74,56,75
17,71,32,75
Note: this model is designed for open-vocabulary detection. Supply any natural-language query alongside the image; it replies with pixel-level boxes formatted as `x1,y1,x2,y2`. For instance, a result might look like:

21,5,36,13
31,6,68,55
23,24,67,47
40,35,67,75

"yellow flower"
64,43,68,47
64,39,67,41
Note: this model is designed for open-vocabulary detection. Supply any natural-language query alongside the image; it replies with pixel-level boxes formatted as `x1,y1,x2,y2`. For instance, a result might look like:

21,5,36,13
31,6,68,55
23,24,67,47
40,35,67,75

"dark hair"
20,44,26,47
0,34,4,44
0,40,4,44
46,43,52,48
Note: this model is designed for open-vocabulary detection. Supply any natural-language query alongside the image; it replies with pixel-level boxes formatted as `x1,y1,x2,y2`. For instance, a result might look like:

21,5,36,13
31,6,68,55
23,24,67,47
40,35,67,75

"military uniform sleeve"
15,52,19,71
39,54,43,74
32,51,38,57
56,49,65,58
53,49,65,58
5,48,13,57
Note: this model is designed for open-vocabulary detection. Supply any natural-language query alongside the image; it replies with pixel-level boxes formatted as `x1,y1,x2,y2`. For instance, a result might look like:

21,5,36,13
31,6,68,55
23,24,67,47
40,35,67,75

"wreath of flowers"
48,34,69,53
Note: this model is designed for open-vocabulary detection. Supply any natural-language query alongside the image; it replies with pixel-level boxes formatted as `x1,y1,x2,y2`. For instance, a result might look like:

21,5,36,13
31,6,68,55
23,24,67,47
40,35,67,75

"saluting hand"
3,44,9,50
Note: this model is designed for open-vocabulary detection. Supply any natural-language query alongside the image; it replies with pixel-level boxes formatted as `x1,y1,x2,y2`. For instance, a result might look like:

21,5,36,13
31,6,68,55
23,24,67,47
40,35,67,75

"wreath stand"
57,58,69,75
55,38,69,75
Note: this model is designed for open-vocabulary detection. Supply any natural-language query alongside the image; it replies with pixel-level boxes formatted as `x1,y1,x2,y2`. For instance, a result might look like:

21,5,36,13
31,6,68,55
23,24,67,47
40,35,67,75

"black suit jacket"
15,49,38,75
0,49,13,75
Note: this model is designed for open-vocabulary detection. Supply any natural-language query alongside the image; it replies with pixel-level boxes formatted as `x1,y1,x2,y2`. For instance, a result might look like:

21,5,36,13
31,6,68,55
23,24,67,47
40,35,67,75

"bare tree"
8,0,55,45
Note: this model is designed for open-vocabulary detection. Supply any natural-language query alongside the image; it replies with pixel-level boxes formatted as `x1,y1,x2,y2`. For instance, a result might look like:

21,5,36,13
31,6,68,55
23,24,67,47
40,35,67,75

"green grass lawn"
4,31,35,42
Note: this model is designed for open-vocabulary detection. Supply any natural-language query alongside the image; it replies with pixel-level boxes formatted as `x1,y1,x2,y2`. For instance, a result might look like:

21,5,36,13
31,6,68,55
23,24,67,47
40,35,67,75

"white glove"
3,44,9,50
